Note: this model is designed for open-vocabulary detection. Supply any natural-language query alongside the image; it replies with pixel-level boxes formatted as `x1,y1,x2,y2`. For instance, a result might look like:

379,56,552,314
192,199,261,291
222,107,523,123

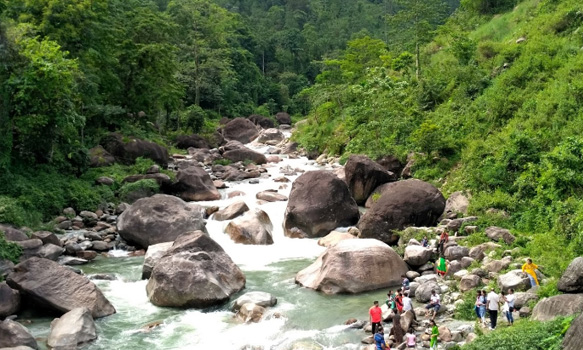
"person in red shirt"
369,300,383,334
438,230,450,255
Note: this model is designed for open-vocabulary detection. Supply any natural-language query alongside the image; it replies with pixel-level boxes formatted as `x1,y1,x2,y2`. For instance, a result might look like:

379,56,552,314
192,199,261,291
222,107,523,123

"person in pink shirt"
369,300,383,335
405,332,416,348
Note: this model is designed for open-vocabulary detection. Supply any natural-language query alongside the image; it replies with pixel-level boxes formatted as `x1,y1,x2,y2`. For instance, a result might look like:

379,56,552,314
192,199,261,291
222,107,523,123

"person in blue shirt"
401,275,410,293
374,327,388,350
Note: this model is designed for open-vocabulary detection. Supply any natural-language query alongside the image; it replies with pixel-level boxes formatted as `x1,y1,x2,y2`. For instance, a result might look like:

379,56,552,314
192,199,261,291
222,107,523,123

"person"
487,288,500,330
402,292,413,313
425,290,441,320
374,327,388,350
474,290,485,323
401,275,410,292
435,255,448,278
479,290,488,325
370,301,383,335
437,230,449,255
505,289,515,325
421,236,428,248
429,320,439,350
522,258,540,287
386,291,396,311
405,331,416,348
390,312,404,344
395,292,404,314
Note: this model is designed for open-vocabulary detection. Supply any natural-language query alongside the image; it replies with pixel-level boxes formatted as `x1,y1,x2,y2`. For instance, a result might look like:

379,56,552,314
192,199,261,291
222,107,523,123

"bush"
118,179,159,203
454,290,480,321
0,196,28,227
462,317,572,350
0,232,23,264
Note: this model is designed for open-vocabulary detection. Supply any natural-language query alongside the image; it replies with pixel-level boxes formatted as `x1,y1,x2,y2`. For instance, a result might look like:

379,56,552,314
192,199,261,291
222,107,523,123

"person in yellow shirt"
522,258,539,287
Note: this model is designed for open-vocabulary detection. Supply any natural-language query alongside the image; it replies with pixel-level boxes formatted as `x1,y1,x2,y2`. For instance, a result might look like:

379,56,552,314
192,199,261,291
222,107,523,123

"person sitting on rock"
374,326,388,350
386,290,396,311
401,275,410,292
422,236,428,247
425,290,441,320
405,331,417,349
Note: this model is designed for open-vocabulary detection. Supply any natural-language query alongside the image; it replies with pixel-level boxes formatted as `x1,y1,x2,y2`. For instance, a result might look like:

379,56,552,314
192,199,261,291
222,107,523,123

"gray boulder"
222,118,259,144
0,320,37,349
88,145,115,167
460,274,481,292
532,294,583,321
296,239,408,294
146,231,245,308
172,166,221,202
232,291,277,312
7,257,115,318
358,179,445,245
257,128,284,144
47,308,96,350
283,171,359,238
403,245,433,267
213,201,249,221
117,194,207,248
256,191,288,202
563,311,583,350
497,270,530,291
31,231,61,247
36,244,64,261
344,155,396,205
558,257,583,293
415,280,440,303
442,191,470,219
141,242,174,280
513,291,539,309
485,226,516,245
444,245,469,261
225,209,274,245
0,282,20,318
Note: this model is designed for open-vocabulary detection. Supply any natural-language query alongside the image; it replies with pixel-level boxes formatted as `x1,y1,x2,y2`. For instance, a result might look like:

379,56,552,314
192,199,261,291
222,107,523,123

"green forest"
1,0,583,280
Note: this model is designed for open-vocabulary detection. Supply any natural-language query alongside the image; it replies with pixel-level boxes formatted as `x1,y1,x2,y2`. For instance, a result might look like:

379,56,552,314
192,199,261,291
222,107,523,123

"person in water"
369,300,383,335
430,320,439,350
522,258,540,287
375,327,388,350
436,255,448,278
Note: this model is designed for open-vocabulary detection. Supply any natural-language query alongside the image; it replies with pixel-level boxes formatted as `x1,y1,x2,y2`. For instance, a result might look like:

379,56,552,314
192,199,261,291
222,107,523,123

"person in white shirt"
504,289,516,325
487,288,501,330
402,292,413,312
425,290,441,320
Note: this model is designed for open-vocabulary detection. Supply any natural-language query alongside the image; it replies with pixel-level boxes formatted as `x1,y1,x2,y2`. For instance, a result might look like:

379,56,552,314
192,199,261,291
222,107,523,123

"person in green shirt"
385,290,396,311
430,320,439,350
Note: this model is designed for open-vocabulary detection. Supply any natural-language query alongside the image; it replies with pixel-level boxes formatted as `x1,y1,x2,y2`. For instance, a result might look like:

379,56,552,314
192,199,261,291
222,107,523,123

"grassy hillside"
294,0,583,277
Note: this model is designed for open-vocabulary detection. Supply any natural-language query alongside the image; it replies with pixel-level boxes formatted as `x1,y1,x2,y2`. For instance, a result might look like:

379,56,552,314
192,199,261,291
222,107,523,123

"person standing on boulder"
522,258,540,287
374,327,388,350
429,320,439,350
370,301,383,335
487,288,500,330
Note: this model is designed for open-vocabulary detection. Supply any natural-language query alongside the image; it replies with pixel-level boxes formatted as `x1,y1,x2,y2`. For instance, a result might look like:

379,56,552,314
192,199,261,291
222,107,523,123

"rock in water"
295,239,408,294
232,291,277,312
47,308,97,350
531,294,583,321
225,209,274,245
236,303,265,323
146,231,246,308
142,242,174,280
0,319,38,349
172,166,221,201
558,257,583,293
0,282,21,318
358,179,445,245
6,257,116,318
213,201,249,221
117,194,207,248
222,118,259,144
283,171,359,238
344,154,396,205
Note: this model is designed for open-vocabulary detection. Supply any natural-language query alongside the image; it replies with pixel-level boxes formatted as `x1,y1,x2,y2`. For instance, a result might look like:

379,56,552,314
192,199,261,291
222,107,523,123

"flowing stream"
26,136,401,350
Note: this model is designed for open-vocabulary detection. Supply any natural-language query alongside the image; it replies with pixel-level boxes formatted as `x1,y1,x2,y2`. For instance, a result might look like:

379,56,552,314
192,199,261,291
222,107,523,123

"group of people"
474,288,515,329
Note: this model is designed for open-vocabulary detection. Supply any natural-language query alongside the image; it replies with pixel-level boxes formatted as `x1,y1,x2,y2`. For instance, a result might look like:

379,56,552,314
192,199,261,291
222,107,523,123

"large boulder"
275,112,291,125
88,145,115,167
141,242,174,280
497,270,531,291
442,191,470,219
0,282,20,318
469,242,501,261
485,226,516,245
295,239,408,294
172,166,221,202
283,171,359,238
225,209,274,245
257,128,284,144
558,257,583,293
7,258,115,318
222,145,267,165
47,308,97,350
232,291,277,312
117,194,207,248
375,155,404,175
344,155,397,205
358,179,445,245
222,118,259,144
317,231,356,248
101,133,169,167
563,311,583,350
403,245,433,267
0,225,28,242
248,114,275,129
444,245,470,261
0,320,37,349
532,294,583,321
415,280,440,303
460,274,481,292
175,134,210,149
213,201,249,221
146,231,246,308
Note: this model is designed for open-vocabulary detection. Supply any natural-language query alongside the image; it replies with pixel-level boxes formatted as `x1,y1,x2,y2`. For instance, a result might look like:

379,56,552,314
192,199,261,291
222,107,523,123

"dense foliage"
294,0,583,278
0,232,23,264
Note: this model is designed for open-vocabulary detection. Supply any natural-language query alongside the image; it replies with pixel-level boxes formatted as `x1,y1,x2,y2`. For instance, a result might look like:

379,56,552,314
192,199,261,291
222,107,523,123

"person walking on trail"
395,292,404,314
487,288,500,330
390,312,404,344
430,320,439,350
522,258,540,287
405,331,416,348
425,290,441,320
402,292,413,313
437,230,449,255
370,301,383,335
374,327,388,350
436,255,448,278
504,289,516,326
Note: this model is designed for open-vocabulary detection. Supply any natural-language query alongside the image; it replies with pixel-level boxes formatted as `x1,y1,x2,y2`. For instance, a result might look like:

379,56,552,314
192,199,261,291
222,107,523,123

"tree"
387,0,448,79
